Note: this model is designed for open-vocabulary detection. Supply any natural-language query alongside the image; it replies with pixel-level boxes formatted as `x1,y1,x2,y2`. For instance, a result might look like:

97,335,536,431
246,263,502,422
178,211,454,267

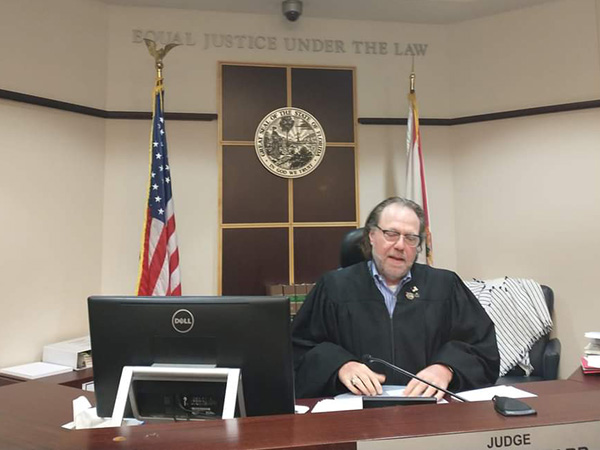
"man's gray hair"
360,197,426,259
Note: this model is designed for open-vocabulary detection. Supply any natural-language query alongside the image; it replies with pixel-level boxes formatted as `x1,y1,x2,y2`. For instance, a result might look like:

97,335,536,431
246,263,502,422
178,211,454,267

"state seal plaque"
254,107,326,179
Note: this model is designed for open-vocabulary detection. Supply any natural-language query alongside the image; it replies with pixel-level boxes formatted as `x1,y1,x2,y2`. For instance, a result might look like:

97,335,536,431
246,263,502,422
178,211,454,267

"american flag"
405,72,433,265
136,78,182,295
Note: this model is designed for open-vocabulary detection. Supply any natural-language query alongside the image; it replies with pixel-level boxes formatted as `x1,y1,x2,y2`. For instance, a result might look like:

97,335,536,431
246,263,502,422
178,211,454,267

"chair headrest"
540,285,554,315
340,228,366,268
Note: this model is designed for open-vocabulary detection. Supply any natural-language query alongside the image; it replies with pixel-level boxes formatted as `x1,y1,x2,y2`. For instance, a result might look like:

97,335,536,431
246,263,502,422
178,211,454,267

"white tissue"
62,396,143,429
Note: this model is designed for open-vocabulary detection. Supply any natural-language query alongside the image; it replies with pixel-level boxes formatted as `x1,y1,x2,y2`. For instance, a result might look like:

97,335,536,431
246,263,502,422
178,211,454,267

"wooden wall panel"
294,227,356,283
222,66,287,142
222,228,289,295
293,147,356,223
291,68,355,143
220,64,357,294
222,146,288,223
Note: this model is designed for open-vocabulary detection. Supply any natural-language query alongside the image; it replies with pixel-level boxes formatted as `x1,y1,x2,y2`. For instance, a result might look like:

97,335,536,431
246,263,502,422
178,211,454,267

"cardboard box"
266,284,284,296
295,284,307,295
43,336,91,369
267,283,315,316
282,285,295,297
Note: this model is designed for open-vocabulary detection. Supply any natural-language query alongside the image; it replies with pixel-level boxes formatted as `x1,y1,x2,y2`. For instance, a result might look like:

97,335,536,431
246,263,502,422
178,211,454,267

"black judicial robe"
291,262,500,398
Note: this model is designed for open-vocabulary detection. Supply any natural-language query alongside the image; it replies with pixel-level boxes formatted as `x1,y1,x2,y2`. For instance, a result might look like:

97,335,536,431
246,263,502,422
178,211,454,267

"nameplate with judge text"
358,420,600,450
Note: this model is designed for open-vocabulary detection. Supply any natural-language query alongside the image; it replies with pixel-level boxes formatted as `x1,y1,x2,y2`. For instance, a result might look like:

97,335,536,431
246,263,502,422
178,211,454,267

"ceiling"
100,0,561,24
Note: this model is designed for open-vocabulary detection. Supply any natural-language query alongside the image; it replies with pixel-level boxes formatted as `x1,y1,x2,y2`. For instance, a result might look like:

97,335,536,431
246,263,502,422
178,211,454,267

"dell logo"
173,318,191,325
172,309,194,333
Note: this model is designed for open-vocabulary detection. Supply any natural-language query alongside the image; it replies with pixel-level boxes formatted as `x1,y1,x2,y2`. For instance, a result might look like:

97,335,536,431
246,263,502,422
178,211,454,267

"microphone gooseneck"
363,354,468,403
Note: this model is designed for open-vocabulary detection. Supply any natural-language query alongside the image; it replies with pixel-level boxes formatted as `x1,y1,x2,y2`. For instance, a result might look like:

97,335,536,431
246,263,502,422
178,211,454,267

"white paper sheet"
585,355,600,368
311,397,363,413
457,385,537,402
0,362,72,379
294,404,310,414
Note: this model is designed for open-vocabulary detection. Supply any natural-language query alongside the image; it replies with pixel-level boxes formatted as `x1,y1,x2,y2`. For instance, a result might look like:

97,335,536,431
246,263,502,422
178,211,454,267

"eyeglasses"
375,225,421,247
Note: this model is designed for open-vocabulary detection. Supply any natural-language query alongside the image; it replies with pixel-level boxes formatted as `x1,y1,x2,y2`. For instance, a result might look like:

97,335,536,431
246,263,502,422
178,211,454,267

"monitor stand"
109,366,245,426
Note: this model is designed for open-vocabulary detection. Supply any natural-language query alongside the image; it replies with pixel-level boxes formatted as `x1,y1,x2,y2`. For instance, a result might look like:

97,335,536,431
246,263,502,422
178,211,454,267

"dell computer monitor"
88,296,295,418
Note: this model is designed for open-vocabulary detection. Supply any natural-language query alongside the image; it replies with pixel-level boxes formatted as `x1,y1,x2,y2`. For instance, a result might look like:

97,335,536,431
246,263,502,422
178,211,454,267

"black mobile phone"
493,396,537,416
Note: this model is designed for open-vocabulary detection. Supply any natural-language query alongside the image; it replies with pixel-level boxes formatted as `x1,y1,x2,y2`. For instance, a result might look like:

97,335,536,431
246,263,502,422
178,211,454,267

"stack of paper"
581,332,600,374
43,336,92,370
580,357,600,374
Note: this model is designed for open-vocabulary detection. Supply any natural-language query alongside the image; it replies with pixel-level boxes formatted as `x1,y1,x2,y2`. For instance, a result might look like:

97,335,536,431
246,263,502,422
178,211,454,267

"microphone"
363,354,468,403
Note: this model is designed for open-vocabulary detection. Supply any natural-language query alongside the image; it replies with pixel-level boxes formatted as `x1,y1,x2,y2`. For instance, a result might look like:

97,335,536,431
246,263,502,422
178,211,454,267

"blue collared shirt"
368,260,412,317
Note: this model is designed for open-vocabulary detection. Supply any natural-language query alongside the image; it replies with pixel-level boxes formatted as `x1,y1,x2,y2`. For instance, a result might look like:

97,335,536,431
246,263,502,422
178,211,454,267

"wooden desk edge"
1,375,599,450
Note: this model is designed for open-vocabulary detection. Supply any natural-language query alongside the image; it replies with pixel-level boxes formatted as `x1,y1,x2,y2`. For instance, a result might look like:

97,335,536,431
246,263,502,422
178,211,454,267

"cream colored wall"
0,0,108,367
452,110,600,378
1,0,108,108
105,6,450,115
450,0,600,116
1,0,599,378
0,100,105,368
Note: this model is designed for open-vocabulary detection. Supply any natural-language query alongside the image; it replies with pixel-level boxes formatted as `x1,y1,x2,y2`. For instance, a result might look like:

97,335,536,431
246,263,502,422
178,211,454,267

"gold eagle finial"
143,38,180,76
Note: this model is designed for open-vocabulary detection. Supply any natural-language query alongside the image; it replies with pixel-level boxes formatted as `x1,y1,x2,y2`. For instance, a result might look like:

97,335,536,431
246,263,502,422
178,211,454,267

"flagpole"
136,40,182,296
410,55,416,93
405,65,433,266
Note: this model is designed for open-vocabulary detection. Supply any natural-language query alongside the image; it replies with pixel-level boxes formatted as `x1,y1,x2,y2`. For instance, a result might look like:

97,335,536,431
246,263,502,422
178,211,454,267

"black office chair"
340,227,366,268
496,285,561,384
338,228,561,383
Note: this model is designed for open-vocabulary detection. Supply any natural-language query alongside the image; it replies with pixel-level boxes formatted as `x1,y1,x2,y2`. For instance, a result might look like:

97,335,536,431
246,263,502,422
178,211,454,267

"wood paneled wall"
219,63,358,295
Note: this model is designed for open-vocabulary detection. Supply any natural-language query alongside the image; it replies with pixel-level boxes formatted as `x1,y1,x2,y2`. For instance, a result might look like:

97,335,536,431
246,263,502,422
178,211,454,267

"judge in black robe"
291,197,500,399
292,262,500,398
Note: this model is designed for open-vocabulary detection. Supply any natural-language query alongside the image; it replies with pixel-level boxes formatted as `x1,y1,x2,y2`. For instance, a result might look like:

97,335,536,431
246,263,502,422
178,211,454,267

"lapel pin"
406,286,419,300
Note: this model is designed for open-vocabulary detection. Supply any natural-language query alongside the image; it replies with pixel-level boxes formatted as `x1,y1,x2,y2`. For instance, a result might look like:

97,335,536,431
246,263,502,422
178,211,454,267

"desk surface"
0,367,94,388
568,366,600,385
1,374,599,450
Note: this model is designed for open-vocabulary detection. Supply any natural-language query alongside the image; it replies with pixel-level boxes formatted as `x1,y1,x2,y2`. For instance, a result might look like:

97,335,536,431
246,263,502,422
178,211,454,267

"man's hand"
338,361,386,396
403,364,453,400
